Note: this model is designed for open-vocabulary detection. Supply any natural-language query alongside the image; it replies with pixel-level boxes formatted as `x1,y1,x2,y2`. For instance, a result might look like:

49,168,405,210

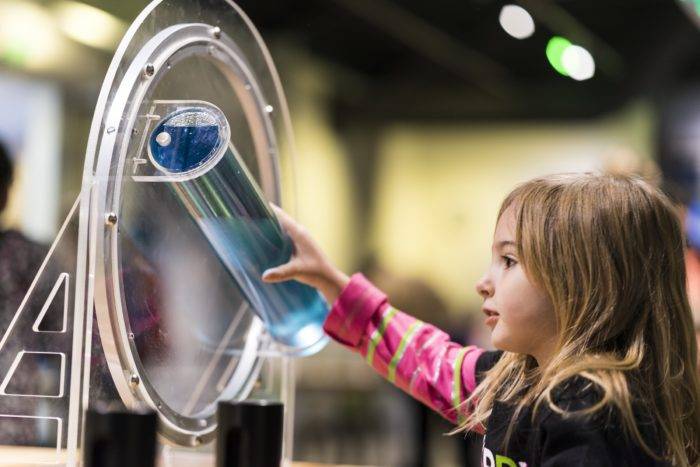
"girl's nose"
475,274,494,299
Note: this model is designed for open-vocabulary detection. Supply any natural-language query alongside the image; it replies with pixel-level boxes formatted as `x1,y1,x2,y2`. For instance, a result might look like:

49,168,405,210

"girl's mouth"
482,308,500,326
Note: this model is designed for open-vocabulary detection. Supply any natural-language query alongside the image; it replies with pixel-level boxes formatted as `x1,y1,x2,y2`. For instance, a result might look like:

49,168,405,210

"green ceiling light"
546,36,572,76
0,40,28,67
684,0,700,14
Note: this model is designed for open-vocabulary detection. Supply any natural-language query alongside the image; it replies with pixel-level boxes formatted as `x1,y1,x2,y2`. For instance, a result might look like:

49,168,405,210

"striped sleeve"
323,273,486,425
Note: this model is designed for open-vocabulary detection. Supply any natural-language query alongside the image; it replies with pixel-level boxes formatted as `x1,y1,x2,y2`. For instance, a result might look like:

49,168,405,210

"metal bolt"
129,373,140,387
105,212,118,226
211,26,221,39
198,419,207,427
143,63,155,77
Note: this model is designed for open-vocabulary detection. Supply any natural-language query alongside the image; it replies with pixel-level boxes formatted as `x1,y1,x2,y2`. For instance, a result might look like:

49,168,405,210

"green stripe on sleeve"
451,347,470,424
365,307,398,366
387,320,424,383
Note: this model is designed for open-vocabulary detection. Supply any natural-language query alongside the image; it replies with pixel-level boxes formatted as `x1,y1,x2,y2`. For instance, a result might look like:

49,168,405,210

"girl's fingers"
270,204,305,243
262,261,298,283
270,204,296,229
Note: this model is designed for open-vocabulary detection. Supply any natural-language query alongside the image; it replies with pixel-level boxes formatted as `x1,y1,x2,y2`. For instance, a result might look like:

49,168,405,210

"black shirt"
476,351,669,466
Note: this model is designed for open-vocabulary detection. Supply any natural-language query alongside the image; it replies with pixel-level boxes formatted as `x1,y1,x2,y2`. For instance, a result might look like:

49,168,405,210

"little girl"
262,173,700,466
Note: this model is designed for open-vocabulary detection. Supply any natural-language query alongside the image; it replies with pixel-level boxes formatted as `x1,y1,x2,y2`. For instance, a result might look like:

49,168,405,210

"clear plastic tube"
148,107,328,355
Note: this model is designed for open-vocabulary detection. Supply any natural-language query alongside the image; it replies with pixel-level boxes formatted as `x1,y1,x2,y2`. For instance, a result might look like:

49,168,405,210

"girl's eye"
502,256,516,269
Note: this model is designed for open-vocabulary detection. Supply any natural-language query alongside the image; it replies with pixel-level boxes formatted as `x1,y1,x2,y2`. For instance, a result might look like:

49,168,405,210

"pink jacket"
323,273,486,427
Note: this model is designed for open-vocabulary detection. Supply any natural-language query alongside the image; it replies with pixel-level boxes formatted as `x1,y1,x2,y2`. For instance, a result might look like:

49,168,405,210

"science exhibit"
0,0,325,464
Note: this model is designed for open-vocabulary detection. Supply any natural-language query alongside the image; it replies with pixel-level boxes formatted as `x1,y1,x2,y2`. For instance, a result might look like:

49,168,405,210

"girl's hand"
262,204,350,304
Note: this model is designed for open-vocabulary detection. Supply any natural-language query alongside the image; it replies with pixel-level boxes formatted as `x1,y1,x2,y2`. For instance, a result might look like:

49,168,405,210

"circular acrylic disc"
84,0,301,445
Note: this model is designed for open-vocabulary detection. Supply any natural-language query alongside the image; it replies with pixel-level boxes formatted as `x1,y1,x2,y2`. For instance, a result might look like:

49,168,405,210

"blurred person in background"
680,203,700,373
0,140,47,327
0,139,50,445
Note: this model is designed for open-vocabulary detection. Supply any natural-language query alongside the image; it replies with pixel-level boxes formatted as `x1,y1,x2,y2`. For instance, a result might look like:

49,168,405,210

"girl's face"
475,207,558,366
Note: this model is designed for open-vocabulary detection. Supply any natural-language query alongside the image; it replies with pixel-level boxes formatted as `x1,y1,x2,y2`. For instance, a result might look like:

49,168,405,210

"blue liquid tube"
148,107,329,355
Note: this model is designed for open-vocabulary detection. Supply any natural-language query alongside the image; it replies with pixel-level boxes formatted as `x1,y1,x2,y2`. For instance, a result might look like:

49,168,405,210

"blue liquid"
149,108,329,354
198,217,329,352
150,125,220,172
149,108,222,173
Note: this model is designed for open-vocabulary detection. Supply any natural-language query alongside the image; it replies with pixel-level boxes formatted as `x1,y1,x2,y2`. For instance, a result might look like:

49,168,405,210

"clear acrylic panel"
0,196,80,465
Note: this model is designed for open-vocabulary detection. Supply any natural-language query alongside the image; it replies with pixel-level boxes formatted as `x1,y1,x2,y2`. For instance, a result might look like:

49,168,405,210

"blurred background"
1,0,700,465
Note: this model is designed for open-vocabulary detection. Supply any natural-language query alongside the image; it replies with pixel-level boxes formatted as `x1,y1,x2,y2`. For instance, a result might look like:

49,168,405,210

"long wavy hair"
460,173,700,465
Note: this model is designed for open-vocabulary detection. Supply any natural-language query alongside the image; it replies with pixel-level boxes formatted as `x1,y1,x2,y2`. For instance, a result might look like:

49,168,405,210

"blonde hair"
461,173,700,465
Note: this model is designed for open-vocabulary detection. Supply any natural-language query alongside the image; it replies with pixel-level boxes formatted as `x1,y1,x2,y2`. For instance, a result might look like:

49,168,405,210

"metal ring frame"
92,23,282,446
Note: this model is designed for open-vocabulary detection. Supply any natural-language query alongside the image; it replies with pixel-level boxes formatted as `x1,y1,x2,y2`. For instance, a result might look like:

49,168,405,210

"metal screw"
129,373,140,387
198,419,207,427
211,26,221,39
143,63,155,77
105,212,118,226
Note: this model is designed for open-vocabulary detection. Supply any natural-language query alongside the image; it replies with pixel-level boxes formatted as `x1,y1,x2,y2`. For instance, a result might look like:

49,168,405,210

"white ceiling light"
499,5,535,40
561,45,595,81
53,1,126,51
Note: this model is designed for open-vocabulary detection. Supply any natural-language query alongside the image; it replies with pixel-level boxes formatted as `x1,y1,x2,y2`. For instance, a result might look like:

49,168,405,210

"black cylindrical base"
216,400,284,467
83,406,157,467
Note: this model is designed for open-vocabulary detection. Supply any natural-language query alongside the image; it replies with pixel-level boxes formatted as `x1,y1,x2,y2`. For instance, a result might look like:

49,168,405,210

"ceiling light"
0,1,65,70
499,5,535,40
561,45,595,81
53,1,126,51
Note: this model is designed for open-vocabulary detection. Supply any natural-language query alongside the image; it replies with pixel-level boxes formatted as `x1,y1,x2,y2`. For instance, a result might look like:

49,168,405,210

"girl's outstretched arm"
262,205,485,425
